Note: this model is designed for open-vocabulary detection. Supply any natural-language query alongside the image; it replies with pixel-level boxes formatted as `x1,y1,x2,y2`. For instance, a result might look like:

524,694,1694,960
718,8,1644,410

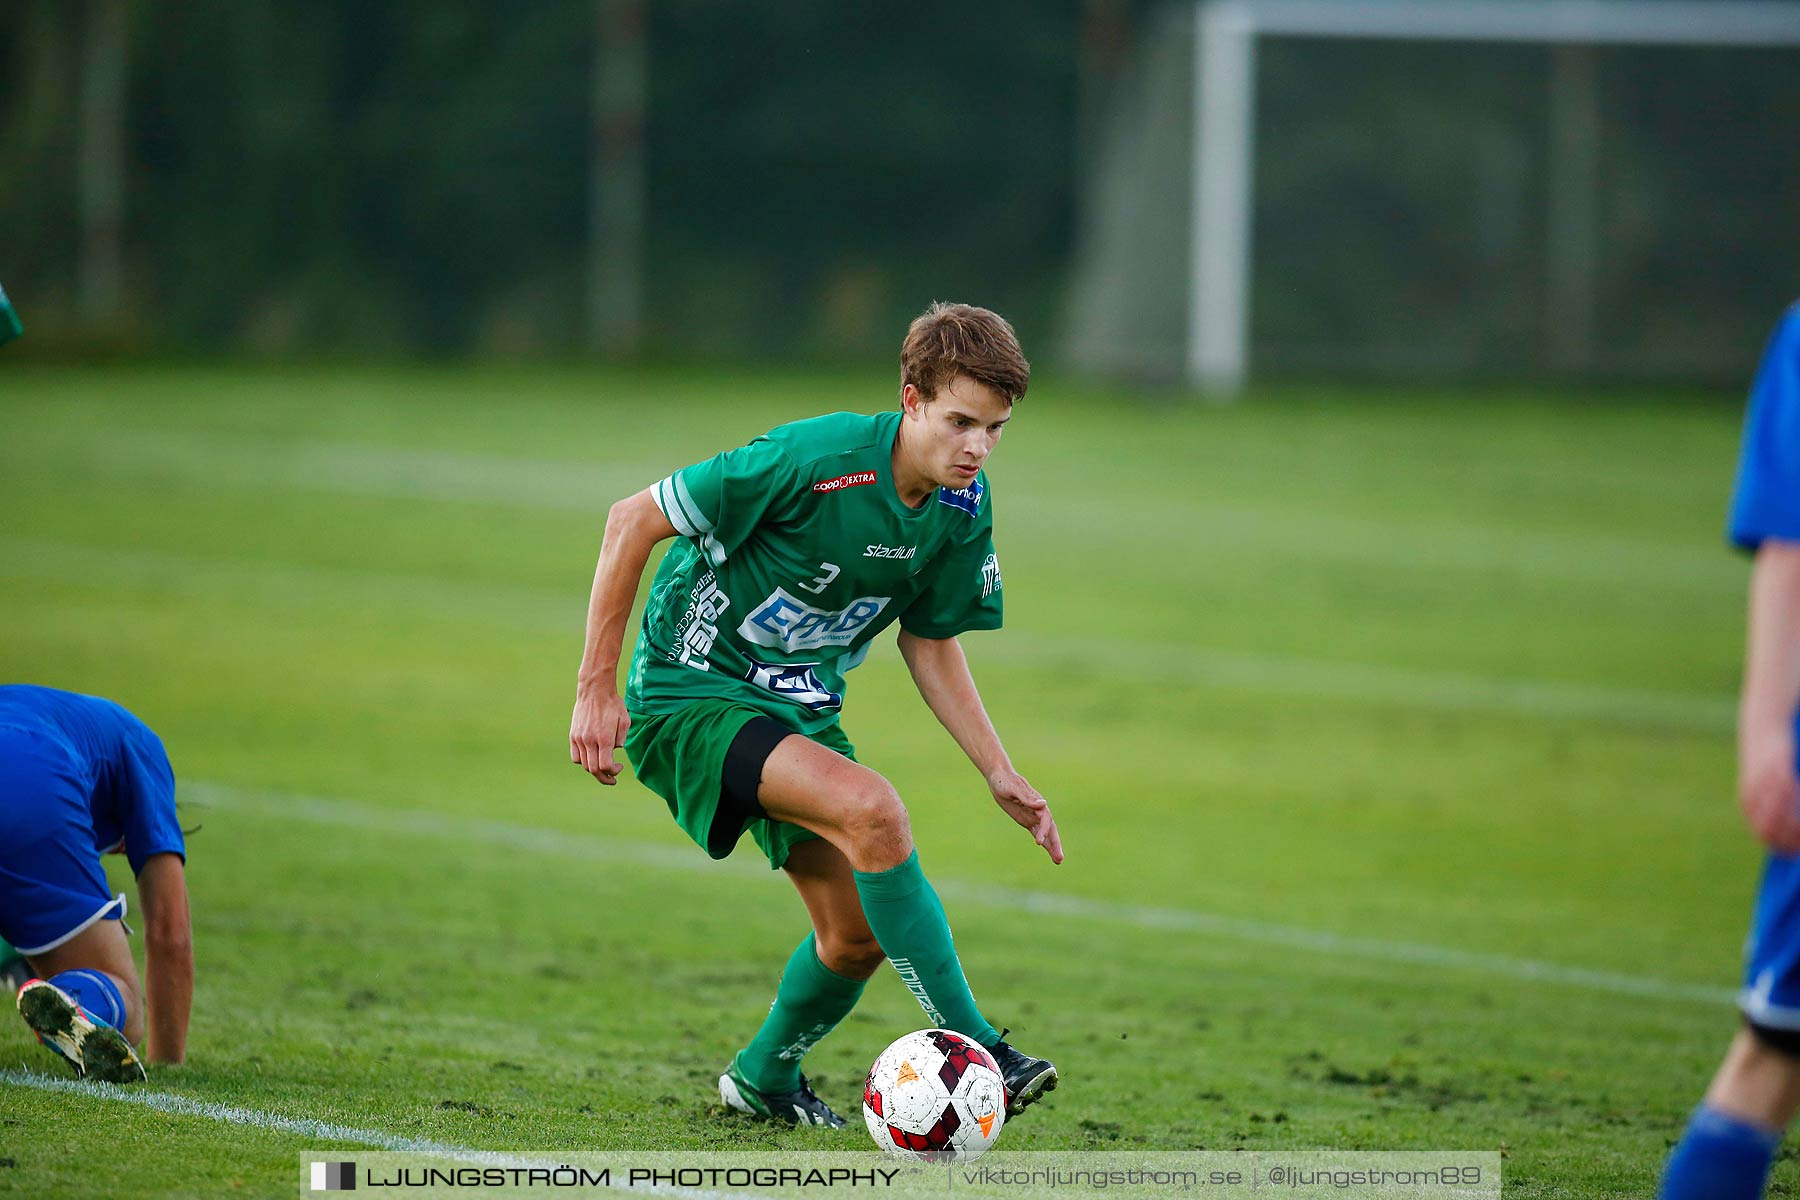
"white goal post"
1186,0,1800,393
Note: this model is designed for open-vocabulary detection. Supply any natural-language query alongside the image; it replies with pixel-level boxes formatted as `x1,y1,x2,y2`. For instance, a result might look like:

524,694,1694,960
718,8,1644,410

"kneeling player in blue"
0,686,193,1082
1661,305,1800,1198
569,303,1063,1127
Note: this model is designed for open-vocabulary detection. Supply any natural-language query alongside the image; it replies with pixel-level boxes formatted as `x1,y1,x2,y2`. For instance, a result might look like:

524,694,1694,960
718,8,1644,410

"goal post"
1070,0,1800,394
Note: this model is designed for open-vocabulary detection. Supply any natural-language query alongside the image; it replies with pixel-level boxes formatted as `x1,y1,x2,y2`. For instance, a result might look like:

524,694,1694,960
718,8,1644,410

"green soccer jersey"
625,410,1003,734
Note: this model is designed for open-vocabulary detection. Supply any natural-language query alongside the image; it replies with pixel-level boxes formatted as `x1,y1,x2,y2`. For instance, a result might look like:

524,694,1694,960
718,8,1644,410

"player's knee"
842,773,905,829
842,775,911,864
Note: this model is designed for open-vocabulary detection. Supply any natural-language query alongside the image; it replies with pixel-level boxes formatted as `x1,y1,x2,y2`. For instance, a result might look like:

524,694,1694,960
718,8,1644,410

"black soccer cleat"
987,1036,1058,1115
719,1056,848,1128
16,978,147,1084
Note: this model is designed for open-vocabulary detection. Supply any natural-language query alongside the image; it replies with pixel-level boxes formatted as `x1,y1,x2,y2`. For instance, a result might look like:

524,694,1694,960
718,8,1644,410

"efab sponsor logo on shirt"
738,587,891,652
813,471,877,494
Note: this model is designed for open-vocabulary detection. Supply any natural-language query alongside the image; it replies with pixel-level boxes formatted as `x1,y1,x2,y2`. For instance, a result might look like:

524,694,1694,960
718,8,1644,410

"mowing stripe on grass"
187,781,1737,1009
1022,492,1739,598
0,424,1737,596
0,535,574,632
993,633,1736,734
0,535,1737,733
0,429,663,513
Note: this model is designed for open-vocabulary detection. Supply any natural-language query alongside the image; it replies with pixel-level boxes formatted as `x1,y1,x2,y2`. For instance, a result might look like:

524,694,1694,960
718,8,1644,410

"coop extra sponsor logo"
813,471,877,493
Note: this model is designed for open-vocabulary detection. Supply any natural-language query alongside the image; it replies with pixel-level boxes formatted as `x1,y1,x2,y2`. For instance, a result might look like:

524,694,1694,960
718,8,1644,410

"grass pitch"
0,362,1771,1196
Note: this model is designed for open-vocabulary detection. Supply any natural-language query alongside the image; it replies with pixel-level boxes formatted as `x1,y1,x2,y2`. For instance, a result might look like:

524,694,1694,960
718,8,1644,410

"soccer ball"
862,1029,1007,1162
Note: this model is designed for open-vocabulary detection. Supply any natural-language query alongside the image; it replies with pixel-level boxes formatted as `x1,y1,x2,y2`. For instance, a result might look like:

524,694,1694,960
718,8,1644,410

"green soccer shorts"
623,698,857,870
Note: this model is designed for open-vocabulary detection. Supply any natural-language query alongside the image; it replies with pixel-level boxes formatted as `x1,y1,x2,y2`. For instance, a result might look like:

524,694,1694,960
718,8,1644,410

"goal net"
1063,0,1800,391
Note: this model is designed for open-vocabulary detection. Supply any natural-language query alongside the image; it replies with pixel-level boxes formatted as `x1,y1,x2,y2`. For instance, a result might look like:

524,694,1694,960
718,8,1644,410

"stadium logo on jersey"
744,659,842,712
936,477,983,518
813,471,877,494
739,587,891,652
980,552,1002,598
863,543,916,560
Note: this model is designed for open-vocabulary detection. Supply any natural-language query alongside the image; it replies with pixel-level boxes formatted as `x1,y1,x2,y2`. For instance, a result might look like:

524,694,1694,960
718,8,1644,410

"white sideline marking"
0,1067,463,1150
0,1069,764,1198
0,535,1736,733
187,782,1737,1009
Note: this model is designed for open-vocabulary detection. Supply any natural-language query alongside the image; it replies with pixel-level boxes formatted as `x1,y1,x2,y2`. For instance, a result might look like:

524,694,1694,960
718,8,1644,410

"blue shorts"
0,725,125,957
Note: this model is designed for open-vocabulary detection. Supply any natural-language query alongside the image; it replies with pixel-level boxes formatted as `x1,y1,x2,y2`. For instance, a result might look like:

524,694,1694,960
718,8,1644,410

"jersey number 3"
797,562,840,595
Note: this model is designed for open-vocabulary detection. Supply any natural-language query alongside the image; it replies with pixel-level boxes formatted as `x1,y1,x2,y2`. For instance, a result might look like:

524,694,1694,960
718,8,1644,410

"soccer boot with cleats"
16,978,147,1084
987,1033,1057,1115
718,1054,847,1128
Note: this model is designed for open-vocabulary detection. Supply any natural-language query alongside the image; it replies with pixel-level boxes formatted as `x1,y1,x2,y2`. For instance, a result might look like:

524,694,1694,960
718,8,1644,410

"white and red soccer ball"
862,1029,1007,1161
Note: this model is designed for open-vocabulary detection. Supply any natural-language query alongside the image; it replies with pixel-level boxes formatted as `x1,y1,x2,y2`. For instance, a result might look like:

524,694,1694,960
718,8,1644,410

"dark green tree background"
2,1,1794,375
0,0,1082,359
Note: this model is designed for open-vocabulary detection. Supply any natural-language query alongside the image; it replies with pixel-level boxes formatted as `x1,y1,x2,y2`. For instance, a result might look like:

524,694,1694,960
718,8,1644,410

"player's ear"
900,383,928,417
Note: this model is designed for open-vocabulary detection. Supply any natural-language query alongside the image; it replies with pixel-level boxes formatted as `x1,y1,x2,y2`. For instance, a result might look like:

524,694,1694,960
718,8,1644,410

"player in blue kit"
1662,306,1800,1197
0,686,193,1082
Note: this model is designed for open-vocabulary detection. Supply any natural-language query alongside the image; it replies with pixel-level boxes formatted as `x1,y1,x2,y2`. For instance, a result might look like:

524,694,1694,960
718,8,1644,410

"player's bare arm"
138,851,193,1064
896,630,1063,865
1739,539,1800,853
571,488,679,783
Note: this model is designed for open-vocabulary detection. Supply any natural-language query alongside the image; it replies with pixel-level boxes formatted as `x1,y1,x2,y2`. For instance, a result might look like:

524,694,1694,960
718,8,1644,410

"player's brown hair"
899,302,1030,404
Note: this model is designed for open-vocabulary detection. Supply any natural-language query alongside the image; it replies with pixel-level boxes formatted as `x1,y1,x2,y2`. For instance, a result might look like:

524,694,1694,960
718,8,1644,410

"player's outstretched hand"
570,690,631,786
988,769,1064,864
1740,724,1800,854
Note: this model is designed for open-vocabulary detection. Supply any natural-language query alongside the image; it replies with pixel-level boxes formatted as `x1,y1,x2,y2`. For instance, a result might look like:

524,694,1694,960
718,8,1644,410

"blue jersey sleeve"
1729,304,1800,552
119,724,184,874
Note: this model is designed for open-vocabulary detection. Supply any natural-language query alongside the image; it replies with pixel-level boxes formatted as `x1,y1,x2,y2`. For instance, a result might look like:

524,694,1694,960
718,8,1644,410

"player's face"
902,374,1013,489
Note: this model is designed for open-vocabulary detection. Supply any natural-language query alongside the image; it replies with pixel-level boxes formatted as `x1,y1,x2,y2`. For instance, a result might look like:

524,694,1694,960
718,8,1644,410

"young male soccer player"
1661,304,1800,1197
0,685,193,1082
569,302,1063,1127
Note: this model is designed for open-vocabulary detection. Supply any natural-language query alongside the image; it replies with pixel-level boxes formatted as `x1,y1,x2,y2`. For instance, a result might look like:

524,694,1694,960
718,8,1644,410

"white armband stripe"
672,473,714,534
654,476,701,538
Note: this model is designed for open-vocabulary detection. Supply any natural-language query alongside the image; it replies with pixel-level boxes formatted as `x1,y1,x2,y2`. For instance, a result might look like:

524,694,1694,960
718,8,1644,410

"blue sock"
1659,1103,1782,1199
49,969,127,1031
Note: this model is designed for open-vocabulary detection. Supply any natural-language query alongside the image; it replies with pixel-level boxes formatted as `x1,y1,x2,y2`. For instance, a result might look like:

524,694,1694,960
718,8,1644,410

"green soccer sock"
737,933,868,1093
853,849,1000,1047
